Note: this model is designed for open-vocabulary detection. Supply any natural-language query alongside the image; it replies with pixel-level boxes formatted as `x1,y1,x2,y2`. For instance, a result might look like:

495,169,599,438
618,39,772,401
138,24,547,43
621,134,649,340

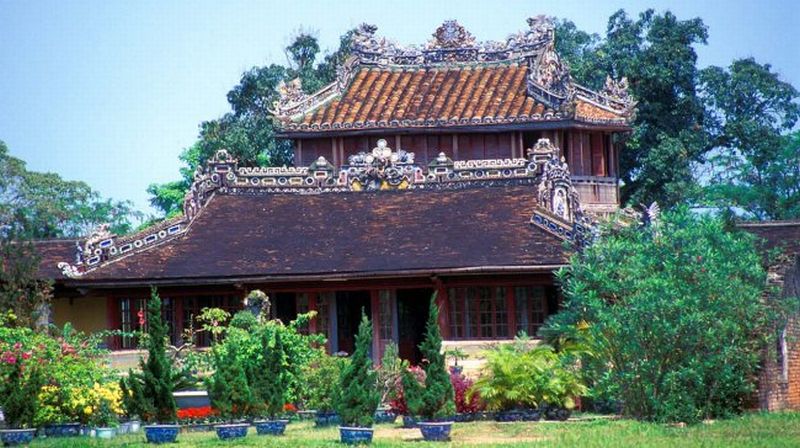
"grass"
30,412,800,447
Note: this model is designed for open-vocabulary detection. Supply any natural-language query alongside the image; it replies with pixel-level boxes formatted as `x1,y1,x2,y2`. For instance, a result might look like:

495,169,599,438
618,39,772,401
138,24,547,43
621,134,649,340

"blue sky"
1,0,798,216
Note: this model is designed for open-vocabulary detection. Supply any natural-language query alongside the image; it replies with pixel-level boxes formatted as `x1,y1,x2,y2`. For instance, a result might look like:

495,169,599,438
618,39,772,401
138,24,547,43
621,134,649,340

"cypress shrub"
123,287,177,423
402,293,455,421
336,311,380,427
207,348,256,421
251,329,290,419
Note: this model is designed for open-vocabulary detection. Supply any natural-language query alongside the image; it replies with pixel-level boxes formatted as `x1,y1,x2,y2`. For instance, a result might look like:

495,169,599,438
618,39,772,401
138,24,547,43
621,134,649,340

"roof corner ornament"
530,138,596,248
527,39,573,108
56,223,116,278
601,75,636,115
271,78,309,117
346,139,418,191
184,149,237,221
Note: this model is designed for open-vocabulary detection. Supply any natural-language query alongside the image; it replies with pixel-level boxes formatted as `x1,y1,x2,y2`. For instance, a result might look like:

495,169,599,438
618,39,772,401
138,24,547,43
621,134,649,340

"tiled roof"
739,221,800,260
46,185,569,284
282,64,578,133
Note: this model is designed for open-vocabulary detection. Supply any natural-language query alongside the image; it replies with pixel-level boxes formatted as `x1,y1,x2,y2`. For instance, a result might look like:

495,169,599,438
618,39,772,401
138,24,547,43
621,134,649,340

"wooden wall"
293,130,618,179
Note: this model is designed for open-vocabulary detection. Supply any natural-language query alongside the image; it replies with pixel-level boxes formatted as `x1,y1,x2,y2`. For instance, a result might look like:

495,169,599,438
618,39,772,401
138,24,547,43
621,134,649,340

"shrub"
303,351,348,412
388,366,424,416
206,348,256,421
250,329,290,418
450,370,483,414
470,338,586,412
377,342,407,406
0,342,43,428
122,287,178,423
401,294,455,420
336,312,380,427
541,208,791,423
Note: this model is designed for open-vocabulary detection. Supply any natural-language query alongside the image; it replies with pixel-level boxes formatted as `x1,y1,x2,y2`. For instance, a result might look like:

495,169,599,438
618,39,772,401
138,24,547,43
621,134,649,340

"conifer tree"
402,293,455,420
130,287,177,423
252,329,290,419
336,311,380,427
207,348,255,421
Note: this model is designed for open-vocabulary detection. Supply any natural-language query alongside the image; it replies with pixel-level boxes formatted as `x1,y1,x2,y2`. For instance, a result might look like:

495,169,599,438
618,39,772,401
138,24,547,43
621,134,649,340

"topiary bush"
303,351,348,413
250,329,290,419
206,348,256,421
336,312,380,427
401,294,455,421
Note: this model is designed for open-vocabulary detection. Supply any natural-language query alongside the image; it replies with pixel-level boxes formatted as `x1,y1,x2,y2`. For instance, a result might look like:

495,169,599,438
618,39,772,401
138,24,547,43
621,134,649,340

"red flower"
283,403,297,413
177,406,217,421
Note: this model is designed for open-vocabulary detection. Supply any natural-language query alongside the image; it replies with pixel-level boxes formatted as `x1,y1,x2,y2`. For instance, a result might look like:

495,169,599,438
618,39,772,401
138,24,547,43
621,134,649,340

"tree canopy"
0,140,139,239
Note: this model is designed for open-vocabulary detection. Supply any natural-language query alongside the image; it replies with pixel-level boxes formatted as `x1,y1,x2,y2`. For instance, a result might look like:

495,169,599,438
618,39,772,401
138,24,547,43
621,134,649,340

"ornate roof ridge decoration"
272,16,635,124
57,138,607,277
528,138,596,248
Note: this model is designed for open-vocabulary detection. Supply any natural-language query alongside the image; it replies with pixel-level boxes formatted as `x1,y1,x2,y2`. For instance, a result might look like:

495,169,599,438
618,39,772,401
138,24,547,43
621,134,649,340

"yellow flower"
84,405,93,415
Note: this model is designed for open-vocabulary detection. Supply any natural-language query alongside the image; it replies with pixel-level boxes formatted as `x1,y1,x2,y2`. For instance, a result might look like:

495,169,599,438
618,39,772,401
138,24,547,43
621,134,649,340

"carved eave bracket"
529,138,597,249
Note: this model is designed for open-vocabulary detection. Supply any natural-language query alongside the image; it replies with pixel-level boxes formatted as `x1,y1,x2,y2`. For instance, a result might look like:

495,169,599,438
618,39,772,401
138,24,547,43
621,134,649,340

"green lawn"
30,412,800,447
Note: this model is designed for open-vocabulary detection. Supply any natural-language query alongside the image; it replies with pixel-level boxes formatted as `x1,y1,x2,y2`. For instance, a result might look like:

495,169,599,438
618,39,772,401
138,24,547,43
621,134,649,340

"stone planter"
0,429,37,446
254,419,289,436
543,406,571,421
43,422,81,437
339,426,374,445
417,421,454,442
117,421,131,435
494,408,541,422
93,427,116,439
401,415,418,428
129,420,142,433
181,423,213,432
214,423,248,440
314,411,341,427
373,408,397,424
297,410,316,420
144,424,180,444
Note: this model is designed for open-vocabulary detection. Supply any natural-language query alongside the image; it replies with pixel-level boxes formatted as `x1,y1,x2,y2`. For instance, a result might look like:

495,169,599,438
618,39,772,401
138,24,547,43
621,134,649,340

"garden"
1,210,799,447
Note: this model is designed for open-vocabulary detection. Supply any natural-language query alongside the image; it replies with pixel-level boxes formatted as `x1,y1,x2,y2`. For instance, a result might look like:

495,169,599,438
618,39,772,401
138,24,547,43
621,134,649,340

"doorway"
335,291,371,355
396,288,433,364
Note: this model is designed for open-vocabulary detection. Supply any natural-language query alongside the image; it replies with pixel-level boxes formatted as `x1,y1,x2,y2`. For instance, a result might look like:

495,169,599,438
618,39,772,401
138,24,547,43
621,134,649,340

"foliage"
123,288,178,423
542,208,790,423
336,312,380,427
0,234,52,329
700,58,800,219
0,140,139,238
401,294,455,420
206,347,256,421
377,342,407,406
147,29,356,218
250,329,291,418
388,366,424,416
176,406,219,425
196,307,231,343
85,382,124,428
444,347,468,367
0,341,43,428
469,338,586,412
303,351,349,412
450,370,484,414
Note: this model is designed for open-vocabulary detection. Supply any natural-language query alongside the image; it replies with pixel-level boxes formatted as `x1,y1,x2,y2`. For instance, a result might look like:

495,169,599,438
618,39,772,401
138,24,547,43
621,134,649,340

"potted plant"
89,382,123,439
252,330,291,436
336,312,380,445
121,288,181,444
401,294,456,441
374,343,405,424
444,347,468,374
37,384,82,438
206,348,254,440
0,344,43,446
470,338,586,422
304,353,346,427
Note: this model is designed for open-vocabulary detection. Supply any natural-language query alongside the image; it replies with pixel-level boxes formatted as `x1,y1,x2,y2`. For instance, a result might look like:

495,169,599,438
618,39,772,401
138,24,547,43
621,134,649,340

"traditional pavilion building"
40,16,635,366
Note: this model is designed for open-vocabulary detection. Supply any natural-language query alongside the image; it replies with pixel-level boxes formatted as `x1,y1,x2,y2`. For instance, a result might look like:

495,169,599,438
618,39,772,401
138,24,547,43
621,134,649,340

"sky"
1,0,798,217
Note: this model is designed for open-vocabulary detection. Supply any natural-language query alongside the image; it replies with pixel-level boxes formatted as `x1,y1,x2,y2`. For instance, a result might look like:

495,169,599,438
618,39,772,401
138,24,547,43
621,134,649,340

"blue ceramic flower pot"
214,423,248,440
402,415,417,428
93,427,116,439
339,426,374,445
373,409,397,424
43,422,81,437
254,419,288,436
417,421,453,441
144,425,180,444
0,429,37,446
314,411,341,427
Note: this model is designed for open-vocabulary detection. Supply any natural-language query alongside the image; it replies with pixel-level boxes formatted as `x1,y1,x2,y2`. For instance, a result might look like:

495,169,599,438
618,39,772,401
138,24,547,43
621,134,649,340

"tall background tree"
147,30,355,217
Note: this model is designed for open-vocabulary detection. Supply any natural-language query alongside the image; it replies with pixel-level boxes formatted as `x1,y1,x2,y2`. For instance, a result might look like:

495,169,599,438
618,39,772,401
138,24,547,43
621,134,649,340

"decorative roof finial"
427,20,476,49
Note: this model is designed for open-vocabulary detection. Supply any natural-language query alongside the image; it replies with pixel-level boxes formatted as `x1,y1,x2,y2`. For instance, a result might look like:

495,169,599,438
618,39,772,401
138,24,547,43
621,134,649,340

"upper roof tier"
272,17,635,135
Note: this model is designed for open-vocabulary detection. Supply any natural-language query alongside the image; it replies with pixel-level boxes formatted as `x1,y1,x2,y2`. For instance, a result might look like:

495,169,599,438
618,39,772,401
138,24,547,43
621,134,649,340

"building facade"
40,16,635,367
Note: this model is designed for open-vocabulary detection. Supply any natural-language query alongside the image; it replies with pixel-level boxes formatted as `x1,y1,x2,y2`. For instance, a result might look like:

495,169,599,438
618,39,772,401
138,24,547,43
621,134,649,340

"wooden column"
506,287,517,338
370,290,381,364
307,292,318,335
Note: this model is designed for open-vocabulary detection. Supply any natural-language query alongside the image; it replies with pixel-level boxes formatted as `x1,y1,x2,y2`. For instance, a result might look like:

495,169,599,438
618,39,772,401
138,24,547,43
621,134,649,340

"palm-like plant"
470,339,587,411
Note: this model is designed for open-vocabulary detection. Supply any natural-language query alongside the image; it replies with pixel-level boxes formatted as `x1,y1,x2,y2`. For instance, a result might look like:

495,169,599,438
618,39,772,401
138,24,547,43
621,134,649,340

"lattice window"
514,286,547,337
